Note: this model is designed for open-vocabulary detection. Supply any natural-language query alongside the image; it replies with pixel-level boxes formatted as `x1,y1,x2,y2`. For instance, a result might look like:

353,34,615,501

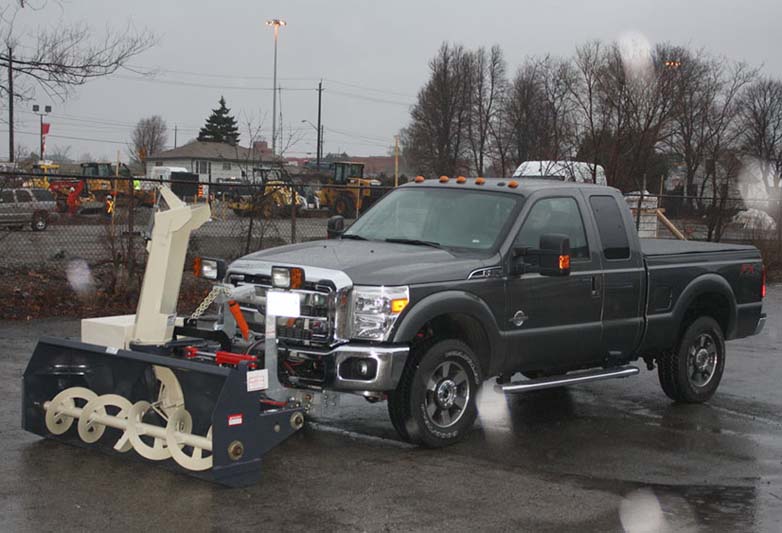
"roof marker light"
439,175,449,183
415,175,425,183
508,180,519,188
456,176,466,184
475,177,485,185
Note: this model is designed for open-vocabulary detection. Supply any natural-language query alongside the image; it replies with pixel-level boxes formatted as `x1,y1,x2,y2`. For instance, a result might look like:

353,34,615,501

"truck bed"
641,239,757,257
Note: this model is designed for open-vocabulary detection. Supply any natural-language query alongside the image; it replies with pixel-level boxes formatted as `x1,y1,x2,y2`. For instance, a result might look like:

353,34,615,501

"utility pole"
7,46,13,162
174,125,178,149
316,80,323,169
394,135,399,187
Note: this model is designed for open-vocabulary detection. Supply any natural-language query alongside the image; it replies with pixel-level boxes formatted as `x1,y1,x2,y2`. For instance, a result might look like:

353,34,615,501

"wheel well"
679,292,731,340
413,313,491,376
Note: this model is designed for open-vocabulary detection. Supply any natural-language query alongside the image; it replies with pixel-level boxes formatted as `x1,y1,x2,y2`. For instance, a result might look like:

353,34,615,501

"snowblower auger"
22,336,304,487
21,187,305,487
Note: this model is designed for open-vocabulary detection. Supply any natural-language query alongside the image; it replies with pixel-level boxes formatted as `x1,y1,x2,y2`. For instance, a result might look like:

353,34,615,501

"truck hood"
229,239,494,285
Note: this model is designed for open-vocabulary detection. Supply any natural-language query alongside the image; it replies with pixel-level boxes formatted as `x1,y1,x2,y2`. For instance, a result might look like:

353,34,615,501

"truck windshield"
343,188,521,251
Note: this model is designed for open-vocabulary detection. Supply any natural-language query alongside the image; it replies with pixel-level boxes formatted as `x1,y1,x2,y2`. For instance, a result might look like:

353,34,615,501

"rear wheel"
658,316,725,403
31,213,48,231
334,195,356,218
388,339,481,447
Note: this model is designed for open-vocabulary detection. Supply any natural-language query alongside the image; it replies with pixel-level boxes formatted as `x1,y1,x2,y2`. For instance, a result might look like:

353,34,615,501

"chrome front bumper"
280,343,409,392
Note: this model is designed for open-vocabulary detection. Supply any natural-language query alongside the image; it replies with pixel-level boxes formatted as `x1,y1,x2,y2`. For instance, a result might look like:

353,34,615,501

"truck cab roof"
401,176,617,196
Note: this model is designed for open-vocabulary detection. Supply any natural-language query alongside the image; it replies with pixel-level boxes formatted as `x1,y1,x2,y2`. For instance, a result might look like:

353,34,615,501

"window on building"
222,162,231,171
196,160,210,174
589,195,631,260
515,197,590,259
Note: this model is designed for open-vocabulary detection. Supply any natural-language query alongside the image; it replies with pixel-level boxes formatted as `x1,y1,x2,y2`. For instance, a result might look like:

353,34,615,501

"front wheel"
388,339,481,447
658,316,725,403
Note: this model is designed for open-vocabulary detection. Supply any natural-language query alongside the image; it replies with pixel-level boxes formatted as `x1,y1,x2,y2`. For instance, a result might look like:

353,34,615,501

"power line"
328,89,413,107
114,74,316,92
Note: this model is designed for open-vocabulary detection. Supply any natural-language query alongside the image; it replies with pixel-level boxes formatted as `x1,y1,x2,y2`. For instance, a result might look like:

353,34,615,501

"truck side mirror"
538,234,571,277
327,215,345,239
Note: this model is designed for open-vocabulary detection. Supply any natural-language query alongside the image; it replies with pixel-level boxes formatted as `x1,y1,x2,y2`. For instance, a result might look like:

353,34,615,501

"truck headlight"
349,286,409,341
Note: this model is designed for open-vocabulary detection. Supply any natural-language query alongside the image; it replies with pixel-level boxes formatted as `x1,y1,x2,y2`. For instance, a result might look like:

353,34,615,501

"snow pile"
733,208,777,231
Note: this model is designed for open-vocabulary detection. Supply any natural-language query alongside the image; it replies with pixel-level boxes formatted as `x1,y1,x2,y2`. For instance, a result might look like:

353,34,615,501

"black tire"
658,316,725,403
31,213,48,231
387,339,482,447
334,195,356,218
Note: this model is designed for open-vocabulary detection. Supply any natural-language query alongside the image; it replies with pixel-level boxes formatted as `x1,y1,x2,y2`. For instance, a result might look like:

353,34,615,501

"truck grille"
228,273,340,347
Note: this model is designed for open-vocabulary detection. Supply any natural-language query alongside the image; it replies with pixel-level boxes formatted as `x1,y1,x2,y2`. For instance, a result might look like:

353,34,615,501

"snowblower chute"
21,187,304,487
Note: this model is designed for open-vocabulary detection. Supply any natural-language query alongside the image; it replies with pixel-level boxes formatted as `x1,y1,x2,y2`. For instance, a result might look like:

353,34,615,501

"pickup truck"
219,177,766,447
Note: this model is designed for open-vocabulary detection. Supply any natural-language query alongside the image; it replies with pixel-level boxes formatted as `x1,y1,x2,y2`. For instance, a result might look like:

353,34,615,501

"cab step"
499,365,639,394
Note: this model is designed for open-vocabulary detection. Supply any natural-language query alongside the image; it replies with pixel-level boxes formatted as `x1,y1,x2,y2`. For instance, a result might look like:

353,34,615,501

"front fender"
391,290,503,375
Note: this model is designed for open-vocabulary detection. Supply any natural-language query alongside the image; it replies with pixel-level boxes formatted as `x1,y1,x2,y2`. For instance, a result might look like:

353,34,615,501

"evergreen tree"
198,96,240,145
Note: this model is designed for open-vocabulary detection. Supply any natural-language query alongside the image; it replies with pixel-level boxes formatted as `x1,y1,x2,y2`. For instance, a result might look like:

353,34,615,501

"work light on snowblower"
21,186,305,487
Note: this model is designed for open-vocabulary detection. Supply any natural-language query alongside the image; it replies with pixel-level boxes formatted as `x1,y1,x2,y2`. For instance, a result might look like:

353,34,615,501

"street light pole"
266,19,286,156
32,104,51,161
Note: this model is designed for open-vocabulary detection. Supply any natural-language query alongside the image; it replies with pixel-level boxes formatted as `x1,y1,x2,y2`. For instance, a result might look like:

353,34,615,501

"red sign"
228,413,243,426
41,123,51,135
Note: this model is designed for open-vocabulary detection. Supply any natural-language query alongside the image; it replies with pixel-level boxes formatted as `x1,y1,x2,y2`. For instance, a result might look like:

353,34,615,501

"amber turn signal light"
559,255,571,272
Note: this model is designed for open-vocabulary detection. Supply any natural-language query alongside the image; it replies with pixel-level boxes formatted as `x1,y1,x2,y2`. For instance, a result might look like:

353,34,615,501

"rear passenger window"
589,195,630,260
15,190,33,202
32,189,54,201
1,190,14,203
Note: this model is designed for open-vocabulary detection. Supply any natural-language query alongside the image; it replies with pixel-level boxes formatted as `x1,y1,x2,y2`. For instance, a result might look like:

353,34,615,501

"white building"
148,140,282,184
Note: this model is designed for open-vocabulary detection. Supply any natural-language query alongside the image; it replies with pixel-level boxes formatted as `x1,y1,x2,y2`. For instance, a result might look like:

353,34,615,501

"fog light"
339,357,378,381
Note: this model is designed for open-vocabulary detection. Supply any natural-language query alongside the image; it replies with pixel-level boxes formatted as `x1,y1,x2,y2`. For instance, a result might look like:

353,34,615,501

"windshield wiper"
341,234,368,241
385,237,443,249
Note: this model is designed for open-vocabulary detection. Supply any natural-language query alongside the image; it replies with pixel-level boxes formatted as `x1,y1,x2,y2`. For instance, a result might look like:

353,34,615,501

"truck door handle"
591,275,601,298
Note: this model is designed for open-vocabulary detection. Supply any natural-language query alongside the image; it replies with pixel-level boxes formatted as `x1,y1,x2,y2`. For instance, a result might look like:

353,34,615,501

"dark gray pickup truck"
221,178,766,446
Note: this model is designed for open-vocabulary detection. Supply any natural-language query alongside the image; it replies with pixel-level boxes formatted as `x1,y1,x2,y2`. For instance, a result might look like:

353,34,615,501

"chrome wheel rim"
687,333,719,388
34,219,45,230
424,360,470,428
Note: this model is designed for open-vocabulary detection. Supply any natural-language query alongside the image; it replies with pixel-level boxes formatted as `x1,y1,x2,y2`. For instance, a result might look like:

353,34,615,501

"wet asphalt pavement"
2,288,782,532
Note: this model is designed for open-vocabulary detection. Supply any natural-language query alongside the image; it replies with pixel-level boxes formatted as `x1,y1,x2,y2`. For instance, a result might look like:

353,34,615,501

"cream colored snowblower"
22,187,304,487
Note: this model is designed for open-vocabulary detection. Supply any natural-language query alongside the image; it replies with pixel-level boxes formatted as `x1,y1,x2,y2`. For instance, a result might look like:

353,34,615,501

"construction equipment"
318,162,383,218
22,187,305,486
81,162,156,207
225,167,305,218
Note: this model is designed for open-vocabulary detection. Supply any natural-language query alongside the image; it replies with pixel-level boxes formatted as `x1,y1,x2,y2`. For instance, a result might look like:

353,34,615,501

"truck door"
506,194,604,370
587,194,645,358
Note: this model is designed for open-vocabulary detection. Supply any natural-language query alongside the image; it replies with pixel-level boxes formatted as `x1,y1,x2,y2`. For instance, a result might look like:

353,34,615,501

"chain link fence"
2,171,781,318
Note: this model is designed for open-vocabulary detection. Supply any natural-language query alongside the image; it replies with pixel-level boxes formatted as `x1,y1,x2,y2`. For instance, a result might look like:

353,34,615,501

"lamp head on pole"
265,19,286,28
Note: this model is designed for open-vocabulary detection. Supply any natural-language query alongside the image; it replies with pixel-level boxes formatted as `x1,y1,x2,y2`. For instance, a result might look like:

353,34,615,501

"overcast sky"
3,0,781,161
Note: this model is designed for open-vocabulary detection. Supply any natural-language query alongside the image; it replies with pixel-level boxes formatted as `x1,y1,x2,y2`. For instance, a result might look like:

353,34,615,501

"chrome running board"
500,365,639,394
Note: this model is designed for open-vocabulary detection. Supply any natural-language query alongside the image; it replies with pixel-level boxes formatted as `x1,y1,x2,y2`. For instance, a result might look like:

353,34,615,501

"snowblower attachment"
21,187,304,487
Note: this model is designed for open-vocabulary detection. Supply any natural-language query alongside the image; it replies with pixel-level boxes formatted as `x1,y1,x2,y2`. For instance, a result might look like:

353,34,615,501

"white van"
512,160,608,186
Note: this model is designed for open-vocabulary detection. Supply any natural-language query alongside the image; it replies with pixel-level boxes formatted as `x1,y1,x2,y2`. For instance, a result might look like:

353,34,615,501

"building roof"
150,141,283,163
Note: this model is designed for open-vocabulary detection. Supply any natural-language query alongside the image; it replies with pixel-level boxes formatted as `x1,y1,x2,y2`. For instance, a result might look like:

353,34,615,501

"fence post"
290,184,297,244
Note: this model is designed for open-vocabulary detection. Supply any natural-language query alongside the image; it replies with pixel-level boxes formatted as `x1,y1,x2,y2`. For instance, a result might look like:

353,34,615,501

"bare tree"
569,40,613,183
0,2,155,100
47,143,71,163
465,45,506,175
738,77,782,193
129,115,167,166
666,49,755,202
403,43,472,176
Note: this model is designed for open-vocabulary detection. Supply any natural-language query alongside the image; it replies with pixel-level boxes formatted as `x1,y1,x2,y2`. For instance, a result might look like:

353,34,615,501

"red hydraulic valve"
184,346,259,369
